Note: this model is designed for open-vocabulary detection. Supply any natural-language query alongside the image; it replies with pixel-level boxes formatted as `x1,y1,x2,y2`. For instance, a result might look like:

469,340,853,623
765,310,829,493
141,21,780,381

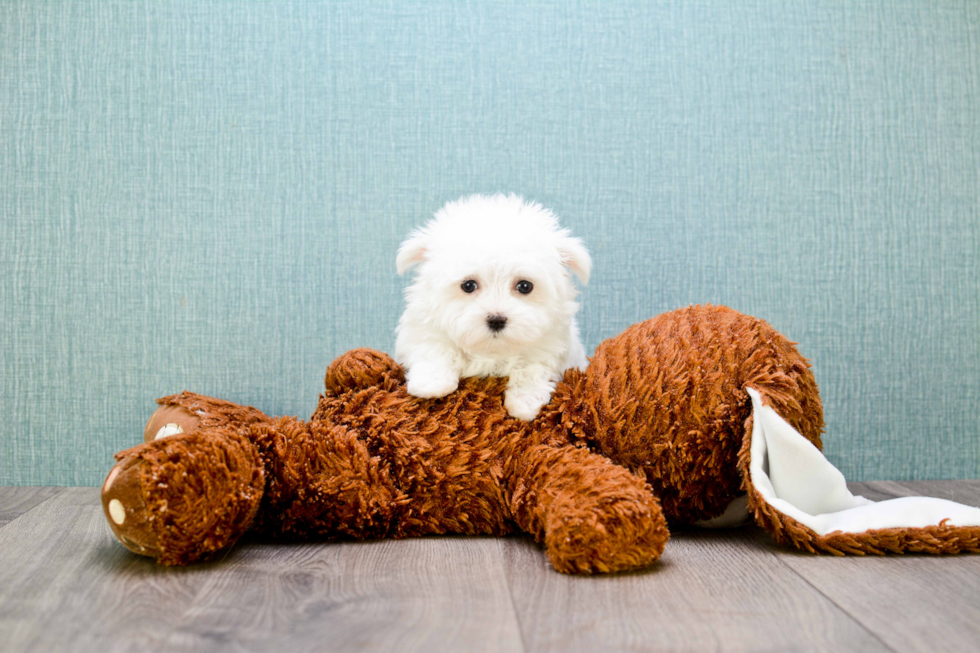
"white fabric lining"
746,388,980,536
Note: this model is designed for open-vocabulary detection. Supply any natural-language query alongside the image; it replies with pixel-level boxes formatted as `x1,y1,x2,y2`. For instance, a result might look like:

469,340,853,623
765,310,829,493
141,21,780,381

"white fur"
395,194,592,420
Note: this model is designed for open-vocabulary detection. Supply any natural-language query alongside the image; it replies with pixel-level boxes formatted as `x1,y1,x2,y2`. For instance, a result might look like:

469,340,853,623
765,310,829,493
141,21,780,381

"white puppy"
395,194,591,421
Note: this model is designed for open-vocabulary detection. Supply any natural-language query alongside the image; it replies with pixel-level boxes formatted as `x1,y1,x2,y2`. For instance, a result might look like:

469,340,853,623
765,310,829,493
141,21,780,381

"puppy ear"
396,232,427,274
558,236,592,285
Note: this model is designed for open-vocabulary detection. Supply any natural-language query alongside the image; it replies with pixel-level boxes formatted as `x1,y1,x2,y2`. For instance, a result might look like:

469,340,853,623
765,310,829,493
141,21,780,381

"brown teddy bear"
100,305,980,573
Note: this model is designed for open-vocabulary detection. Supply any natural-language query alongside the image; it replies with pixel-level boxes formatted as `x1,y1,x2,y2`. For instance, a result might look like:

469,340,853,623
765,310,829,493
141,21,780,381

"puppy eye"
516,280,533,295
461,280,478,293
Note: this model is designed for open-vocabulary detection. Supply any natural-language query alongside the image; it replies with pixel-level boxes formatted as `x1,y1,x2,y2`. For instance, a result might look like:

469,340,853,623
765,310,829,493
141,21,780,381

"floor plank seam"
765,549,899,653
0,487,66,532
500,539,531,653
160,547,237,652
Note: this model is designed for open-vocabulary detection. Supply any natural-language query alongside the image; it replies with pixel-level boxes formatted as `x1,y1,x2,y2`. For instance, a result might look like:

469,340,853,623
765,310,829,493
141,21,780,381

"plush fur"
395,194,591,420
102,304,844,573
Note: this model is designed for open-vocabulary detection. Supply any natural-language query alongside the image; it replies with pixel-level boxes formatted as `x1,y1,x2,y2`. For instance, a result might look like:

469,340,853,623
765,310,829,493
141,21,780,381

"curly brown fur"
105,351,670,572
578,305,823,522
102,304,976,573
106,429,265,565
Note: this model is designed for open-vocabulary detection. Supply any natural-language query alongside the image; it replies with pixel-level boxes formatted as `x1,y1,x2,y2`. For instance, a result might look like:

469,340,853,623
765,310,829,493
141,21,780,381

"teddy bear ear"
396,232,427,275
558,235,592,285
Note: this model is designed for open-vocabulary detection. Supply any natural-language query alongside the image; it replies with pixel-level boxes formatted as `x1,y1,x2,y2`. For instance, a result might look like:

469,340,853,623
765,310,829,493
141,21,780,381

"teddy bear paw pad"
154,423,184,439
101,457,162,559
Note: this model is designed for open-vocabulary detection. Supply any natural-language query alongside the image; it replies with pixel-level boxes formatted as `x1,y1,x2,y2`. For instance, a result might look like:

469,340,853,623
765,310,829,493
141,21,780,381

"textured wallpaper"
1,0,978,485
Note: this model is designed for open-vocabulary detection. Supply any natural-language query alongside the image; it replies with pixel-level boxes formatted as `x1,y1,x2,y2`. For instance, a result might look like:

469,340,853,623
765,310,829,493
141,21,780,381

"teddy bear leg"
101,428,265,565
509,445,670,574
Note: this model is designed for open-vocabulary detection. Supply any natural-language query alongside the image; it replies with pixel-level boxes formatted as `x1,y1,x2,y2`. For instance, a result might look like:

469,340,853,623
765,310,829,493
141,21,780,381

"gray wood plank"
0,488,199,652
159,537,525,652
0,488,524,653
764,480,980,653
0,487,63,528
3,483,980,652
502,528,891,652
849,479,980,505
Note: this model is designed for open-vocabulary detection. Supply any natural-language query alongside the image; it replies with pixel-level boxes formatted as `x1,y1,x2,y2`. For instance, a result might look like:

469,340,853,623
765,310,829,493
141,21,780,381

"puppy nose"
486,314,508,333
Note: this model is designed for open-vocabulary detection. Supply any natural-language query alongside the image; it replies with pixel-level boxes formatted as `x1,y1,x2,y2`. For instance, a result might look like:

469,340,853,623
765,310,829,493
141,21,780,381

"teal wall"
2,1,978,485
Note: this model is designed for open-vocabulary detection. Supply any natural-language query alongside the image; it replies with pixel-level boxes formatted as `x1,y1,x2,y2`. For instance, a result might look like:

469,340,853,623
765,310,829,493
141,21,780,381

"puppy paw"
504,388,551,421
406,366,459,399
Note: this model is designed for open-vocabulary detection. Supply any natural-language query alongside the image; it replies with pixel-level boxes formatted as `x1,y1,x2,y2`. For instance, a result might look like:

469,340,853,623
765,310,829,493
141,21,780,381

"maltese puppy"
395,193,591,421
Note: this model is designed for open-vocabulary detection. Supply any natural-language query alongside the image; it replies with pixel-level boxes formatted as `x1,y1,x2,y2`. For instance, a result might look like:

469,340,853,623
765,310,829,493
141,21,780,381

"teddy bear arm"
323,349,404,396
507,444,670,574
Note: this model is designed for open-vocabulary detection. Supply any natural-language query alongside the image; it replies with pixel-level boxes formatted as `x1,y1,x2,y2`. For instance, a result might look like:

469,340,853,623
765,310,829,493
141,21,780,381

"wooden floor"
1,482,979,652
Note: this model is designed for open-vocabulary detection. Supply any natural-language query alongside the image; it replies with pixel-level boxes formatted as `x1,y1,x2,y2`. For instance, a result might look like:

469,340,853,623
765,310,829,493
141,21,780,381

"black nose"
486,314,508,333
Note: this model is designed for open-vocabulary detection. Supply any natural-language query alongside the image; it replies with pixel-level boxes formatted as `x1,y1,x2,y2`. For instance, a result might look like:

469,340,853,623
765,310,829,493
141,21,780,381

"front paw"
406,366,459,399
504,387,551,421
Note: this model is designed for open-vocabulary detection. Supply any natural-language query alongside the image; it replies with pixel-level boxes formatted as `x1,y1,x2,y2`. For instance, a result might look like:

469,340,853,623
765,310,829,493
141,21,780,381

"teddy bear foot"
101,456,162,558
101,429,266,565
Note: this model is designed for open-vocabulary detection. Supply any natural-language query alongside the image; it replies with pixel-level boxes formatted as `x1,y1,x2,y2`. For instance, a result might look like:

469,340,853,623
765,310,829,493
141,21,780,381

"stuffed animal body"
101,305,980,573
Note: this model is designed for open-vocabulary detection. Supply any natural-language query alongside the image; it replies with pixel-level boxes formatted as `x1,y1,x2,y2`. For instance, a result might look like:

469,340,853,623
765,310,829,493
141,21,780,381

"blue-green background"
2,1,978,485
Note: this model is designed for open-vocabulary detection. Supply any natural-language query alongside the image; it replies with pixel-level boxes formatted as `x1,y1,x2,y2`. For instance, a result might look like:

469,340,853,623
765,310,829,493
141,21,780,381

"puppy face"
416,254,564,356
397,194,590,357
